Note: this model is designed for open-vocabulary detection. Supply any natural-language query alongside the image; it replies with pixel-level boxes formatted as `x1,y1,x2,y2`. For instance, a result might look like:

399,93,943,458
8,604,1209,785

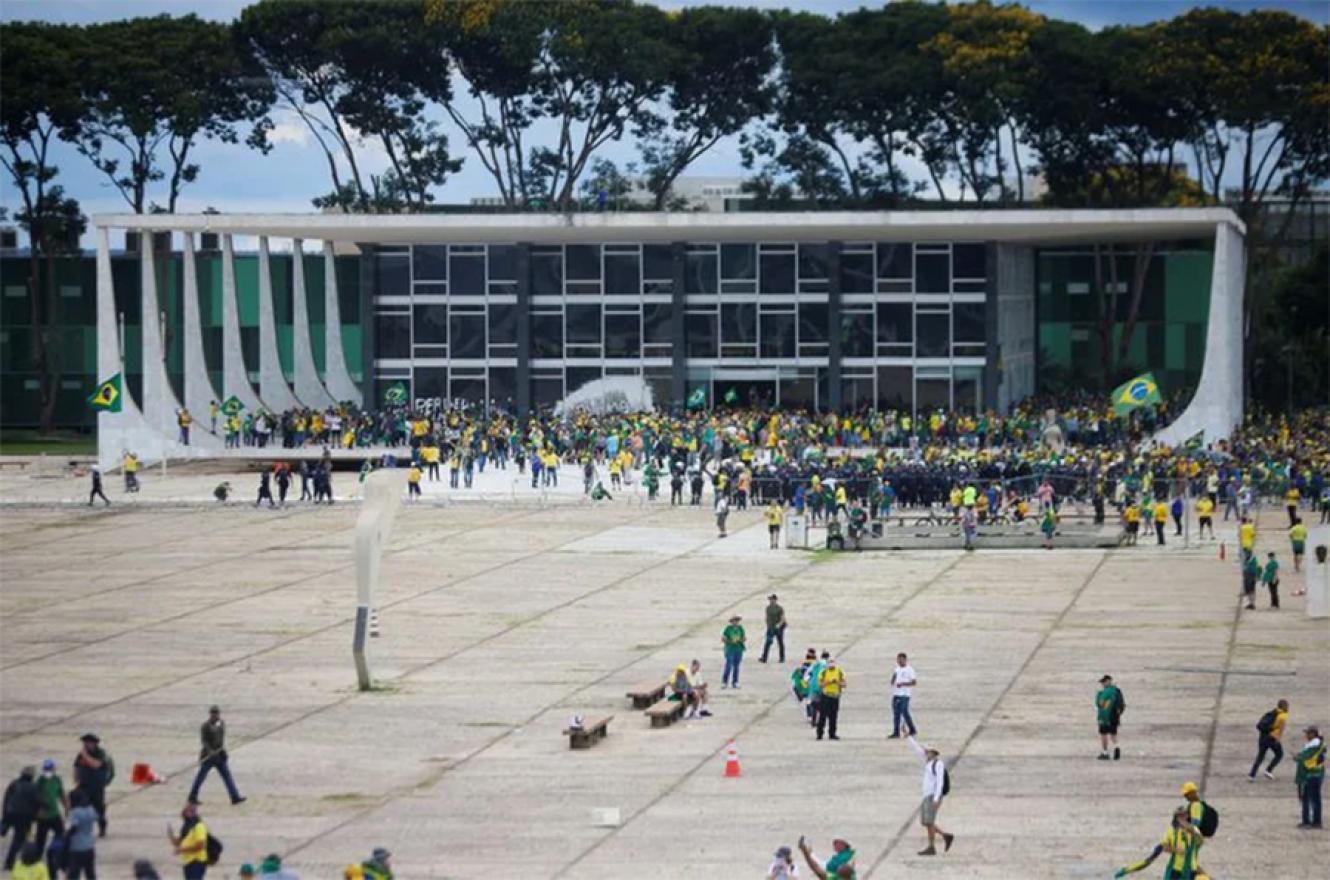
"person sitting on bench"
687,659,711,717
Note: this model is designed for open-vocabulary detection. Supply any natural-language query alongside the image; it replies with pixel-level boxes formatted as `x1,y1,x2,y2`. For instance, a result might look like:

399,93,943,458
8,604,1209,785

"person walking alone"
815,659,845,741
1249,699,1289,781
88,467,110,507
1096,674,1126,761
1261,552,1281,609
889,653,918,739
721,616,746,688
765,500,783,549
188,706,245,806
2,766,39,872
906,734,954,856
759,595,786,664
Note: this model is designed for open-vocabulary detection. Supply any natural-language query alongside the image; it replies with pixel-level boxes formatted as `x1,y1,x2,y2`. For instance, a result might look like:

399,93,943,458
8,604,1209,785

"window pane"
878,243,911,279
605,313,640,358
917,377,950,410
841,252,874,293
954,301,986,343
488,303,516,345
566,303,601,344
953,243,986,279
449,312,485,359
685,252,717,294
760,312,795,358
488,367,516,408
721,244,755,280
916,252,949,294
566,366,602,394
760,252,794,294
566,244,600,281
917,311,949,357
531,252,562,295
414,366,447,400
798,302,828,343
644,302,673,344
488,244,519,282
604,253,640,294
721,302,756,345
841,312,873,357
531,312,563,358
954,366,982,413
412,246,447,282
413,304,447,344
686,312,717,357
798,244,828,279
450,254,485,295
876,302,912,343
375,313,410,358
877,366,912,410
376,257,409,296
532,375,563,408
643,244,673,280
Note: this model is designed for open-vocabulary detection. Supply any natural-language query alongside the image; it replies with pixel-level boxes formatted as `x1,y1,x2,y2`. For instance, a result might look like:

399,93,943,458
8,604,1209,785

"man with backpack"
1249,699,1289,781
907,735,954,856
1180,781,1219,872
1295,724,1324,829
169,801,215,879
72,734,112,838
1096,675,1126,761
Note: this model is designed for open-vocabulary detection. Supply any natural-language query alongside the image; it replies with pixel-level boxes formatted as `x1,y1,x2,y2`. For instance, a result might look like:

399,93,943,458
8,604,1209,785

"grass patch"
808,548,841,564
0,431,97,456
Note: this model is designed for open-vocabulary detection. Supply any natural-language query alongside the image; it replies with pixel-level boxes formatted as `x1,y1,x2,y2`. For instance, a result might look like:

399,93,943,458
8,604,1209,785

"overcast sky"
2,0,1325,239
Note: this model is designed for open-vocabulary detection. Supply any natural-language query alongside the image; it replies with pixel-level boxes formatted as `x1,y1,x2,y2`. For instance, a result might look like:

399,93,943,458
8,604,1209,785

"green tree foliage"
1250,245,1329,409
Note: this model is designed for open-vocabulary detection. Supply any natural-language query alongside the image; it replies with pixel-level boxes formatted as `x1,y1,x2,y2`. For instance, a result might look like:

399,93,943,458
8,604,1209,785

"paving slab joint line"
279,516,778,861
552,552,966,879
863,550,1109,879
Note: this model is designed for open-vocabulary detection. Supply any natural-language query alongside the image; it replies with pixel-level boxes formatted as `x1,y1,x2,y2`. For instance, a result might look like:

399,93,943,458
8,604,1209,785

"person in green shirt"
759,594,786,663
32,759,67,857
1241,553,1259,610
1295,725,1324,828
1260,552,1280,609
1096,675,1125,761
720,615,746,689
797,835,856,879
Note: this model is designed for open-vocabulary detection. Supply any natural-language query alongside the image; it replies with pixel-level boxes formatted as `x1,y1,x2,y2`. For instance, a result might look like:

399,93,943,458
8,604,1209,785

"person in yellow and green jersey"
1295,724,1324,829
1152,499,1168,545
720,615,745,689
765,500,783,550
1096,674,1125,761
816,659,845,741
1195,495,1214,539
168,802,209,880
1239,516,1256,562
1122,502,1140,545
1285,484,1301,526
406,464,422,500
1289,517,1308,575
1249,699,1289,781
1178,781,1215,874
1114,807,1208,879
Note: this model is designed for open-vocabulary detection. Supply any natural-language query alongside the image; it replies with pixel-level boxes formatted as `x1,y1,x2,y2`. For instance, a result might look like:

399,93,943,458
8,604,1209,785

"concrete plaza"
1,485,1327,878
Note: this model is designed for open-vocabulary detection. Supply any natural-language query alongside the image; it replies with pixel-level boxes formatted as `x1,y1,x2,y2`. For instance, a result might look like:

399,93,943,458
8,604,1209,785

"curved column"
181,231,221,431
141,242,187,439
1154,221,1245,446
291,238,336,408
220,233,265,413
256,236,302,411
323,240,363,404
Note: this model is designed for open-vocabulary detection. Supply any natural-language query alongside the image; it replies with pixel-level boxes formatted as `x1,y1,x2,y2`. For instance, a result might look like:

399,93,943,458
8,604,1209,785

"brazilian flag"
221,395,245,416
1111,372,1161,417
88,373,122,413
686,387,706,410
383,381,408,405
723,386,738,405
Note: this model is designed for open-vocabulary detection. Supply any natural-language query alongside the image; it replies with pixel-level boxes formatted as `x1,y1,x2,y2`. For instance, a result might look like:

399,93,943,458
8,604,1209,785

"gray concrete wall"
995,243,1037,411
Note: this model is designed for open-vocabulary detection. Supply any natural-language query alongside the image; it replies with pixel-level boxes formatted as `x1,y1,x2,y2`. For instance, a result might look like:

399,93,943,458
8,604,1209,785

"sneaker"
720,683,728,689
917,848,936,857
733,684,740,689
1097,753,1110,761
231,796,247,805
943,833,955,852
1113,747,1121,761
829,735,841,740
887,733,901,739
1263,770,1274,780
1248,774,1257,782
698,709,712,717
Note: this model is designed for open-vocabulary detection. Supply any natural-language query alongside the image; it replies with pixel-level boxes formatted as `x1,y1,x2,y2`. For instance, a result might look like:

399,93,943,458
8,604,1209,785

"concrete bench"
644,697,686,728
564,716,612,750
626,682,667,709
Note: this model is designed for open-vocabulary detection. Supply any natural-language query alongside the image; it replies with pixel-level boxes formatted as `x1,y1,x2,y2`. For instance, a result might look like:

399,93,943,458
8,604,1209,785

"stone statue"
354,469,404,690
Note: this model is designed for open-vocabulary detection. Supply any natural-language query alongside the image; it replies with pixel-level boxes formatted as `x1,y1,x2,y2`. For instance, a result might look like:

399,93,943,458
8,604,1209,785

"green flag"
383,381,408,405
686,387,707,410
723,386,738,404
221,395,245,416
1111,372,1161,417
88,373,122,413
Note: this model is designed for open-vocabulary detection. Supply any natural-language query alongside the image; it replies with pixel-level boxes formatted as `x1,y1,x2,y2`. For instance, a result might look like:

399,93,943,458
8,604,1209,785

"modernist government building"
1,209,1244,464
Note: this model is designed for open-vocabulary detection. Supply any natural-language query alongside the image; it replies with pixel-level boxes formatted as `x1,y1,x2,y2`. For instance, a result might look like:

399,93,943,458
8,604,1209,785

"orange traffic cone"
1218,541,1226,561
723,740,741,778
130,762,165,785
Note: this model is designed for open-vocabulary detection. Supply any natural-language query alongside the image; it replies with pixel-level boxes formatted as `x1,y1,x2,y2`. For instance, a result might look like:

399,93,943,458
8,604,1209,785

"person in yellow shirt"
123,451,140,493
1153,500,1169,546
1249,698,1290,781
1289,518,1308,575
1239,517,1256,562
1285,485,1300,527
407,464,422,500
765,500,783,549
422,443,440,481
169,802,209,879
1122,503,1140,546
816,659,845,741
1195,495,1214,540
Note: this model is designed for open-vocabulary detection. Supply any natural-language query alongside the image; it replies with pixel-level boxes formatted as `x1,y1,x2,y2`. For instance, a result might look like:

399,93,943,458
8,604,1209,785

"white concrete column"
323,240,363,404
256,236,301,411
181,231,221,430
291,238,336,408
1154,222,1245,446
95,227,160,469
140,241,186,439
220,233,265,413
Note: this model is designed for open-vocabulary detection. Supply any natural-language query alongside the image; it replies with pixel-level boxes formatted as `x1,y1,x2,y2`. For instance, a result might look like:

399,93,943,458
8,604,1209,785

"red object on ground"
130,762,164,785
723,740,741,778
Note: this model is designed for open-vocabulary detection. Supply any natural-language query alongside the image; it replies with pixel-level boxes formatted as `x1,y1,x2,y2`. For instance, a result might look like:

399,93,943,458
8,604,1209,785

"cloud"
267,122,309,147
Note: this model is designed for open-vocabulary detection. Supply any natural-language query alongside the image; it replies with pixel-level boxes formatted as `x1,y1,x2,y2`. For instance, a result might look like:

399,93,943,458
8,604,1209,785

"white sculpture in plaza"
353,469,404,690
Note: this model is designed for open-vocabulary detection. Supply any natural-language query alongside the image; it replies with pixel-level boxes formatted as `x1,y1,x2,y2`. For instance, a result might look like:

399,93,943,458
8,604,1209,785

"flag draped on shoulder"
686,387,706,410
88,373,122,412
1111,372,1161,417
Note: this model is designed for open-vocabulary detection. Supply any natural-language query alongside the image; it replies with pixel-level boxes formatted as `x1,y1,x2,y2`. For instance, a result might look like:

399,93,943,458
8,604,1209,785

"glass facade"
371,239,992,414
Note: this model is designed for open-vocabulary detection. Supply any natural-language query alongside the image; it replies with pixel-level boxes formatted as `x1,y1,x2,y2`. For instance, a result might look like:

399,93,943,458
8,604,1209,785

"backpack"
206,833,224,866
1197,802,1219,838
1256,709,1278,735
942,768,952,797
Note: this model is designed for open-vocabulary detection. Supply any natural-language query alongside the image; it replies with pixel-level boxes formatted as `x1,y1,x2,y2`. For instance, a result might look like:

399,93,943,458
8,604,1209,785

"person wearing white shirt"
889,653,918,738
907,734,954,856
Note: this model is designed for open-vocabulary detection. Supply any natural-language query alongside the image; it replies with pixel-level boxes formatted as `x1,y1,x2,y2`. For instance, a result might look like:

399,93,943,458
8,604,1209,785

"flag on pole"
723,386,738,405
686,387,707,410
383,381,408,405
221,395,245,416
1111,372,1161,417
88,373,122,412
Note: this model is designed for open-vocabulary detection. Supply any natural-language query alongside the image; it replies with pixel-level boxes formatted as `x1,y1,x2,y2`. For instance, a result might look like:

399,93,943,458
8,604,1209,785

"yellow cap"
1180,781,1199,795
